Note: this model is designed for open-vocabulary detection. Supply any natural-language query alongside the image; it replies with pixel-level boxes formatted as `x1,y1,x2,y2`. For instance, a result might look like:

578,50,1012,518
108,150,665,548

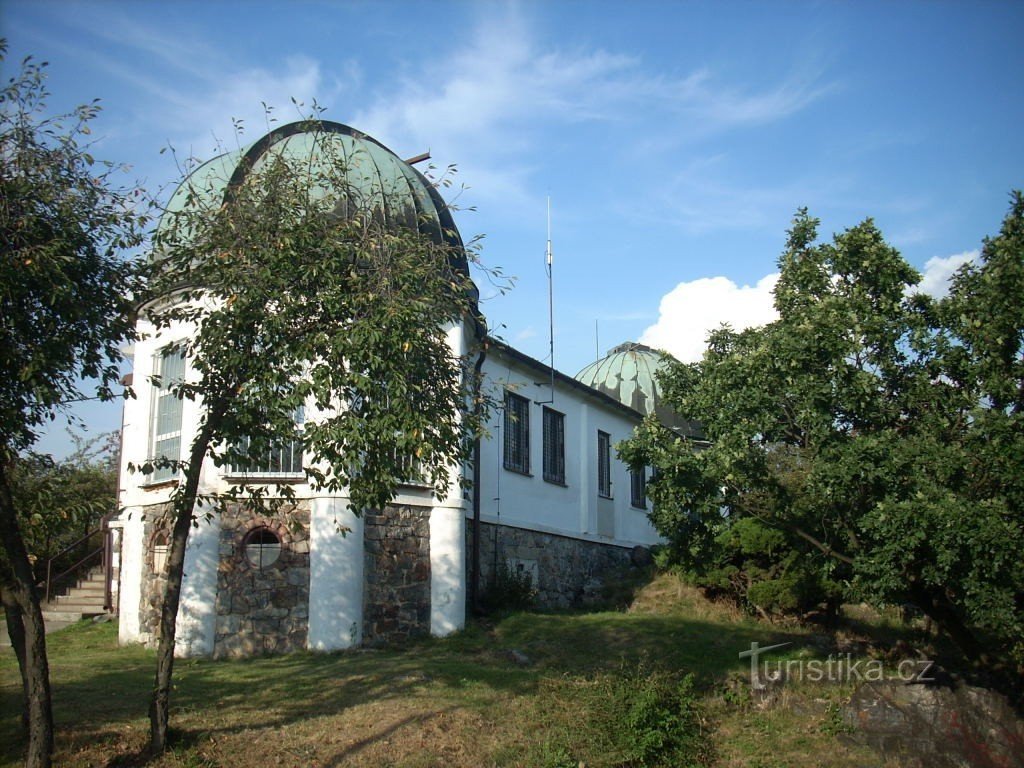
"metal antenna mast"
536,196,556,404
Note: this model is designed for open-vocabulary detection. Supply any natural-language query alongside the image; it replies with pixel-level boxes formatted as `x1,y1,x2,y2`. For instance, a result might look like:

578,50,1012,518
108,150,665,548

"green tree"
11,432,119,585
623,200,1024,666
138,118,492,751
0,46,144,768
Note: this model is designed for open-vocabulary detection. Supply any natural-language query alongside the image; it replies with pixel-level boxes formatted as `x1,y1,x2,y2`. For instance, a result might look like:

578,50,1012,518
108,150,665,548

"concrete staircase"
41,566,108,623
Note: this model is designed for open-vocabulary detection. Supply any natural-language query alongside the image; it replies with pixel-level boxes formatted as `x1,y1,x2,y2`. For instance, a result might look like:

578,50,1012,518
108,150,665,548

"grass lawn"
1,574,897,767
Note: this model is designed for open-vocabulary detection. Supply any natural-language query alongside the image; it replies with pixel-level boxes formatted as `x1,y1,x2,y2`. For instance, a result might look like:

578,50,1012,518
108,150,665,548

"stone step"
68,581,105,592
44,569,107,600
50,594,105,607
55,589,103,602
48,603,104,615
41,610,89,623
53,592,105,604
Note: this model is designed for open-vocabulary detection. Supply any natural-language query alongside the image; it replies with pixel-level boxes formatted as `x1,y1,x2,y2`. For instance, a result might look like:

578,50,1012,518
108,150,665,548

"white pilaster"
115,507,144,644
430,504,466,636
173,502,220,657
308,496,364,650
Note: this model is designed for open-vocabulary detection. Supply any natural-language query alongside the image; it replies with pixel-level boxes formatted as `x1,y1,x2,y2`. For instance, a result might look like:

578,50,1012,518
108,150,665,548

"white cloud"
46,6,833,220
643,252,979,366
514,326,538,343
174,56,335,157
350,9,834,218
915,250,977,297
640,274,780,363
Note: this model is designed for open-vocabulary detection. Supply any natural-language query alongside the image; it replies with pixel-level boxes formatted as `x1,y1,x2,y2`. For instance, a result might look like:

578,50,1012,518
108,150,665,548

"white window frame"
149,347,185,482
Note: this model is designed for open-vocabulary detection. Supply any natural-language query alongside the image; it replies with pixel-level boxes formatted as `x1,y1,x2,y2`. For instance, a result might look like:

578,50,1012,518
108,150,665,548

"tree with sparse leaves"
138,117,495,752
623,197,1024,668
0,44,145,768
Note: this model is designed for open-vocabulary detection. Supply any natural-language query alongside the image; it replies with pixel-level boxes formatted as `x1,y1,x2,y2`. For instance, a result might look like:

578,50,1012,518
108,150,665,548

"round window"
243,527,281,568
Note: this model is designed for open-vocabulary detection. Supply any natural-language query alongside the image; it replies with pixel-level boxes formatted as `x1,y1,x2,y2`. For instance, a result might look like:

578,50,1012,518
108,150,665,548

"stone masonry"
213,504,310,658
473,521,635,609
363,505,431,645
139,502,174,643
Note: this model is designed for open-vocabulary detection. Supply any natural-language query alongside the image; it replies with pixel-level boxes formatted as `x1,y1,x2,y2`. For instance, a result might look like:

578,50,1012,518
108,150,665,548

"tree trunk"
148,414,219,754
0,461,54,768
908,582,989,665
1,581,30,732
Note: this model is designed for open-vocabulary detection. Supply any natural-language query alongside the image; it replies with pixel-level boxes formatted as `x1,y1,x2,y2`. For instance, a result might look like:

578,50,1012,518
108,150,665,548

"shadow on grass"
2,607,806,767
493,610,809,681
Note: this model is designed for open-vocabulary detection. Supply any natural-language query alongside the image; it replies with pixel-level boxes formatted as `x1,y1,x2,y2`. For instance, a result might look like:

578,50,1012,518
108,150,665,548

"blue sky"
4,0,1022,457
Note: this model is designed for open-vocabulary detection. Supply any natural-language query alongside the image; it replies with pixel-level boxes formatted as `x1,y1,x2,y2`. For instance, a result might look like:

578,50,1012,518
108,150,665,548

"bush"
617,670,708,767
481,562,537,612
537,664,713,767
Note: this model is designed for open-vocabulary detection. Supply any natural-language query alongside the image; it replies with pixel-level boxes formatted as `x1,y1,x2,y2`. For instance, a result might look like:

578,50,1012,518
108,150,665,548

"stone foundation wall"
472,522,636,609
139,503,174,643
363,505,431,645
213,504,310,658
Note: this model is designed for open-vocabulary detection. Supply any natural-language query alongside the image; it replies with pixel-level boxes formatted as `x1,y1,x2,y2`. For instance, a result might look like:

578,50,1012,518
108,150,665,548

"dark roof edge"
485,336,708,441
485,337,644,422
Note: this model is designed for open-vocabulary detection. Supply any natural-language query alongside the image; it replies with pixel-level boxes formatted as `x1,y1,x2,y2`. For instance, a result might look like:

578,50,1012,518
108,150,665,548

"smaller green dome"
575,342,700,436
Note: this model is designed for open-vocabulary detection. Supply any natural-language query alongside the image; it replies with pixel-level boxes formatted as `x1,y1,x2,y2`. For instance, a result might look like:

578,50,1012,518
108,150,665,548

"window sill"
396,480,433,490
598,493,613,500
543,477,568,487
630,504,648,511
503,466,533,478
142,479,180,491
223,474,306,484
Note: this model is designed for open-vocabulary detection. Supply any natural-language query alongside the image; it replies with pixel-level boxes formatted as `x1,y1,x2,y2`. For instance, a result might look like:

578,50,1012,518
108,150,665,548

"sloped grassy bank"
2,573,932,767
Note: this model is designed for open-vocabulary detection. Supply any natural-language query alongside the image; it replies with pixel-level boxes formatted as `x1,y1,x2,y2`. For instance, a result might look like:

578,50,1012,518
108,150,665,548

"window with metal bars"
597,430,612,498
230,406,305,477
149,347,185,482
391,444,426,485
630,467,647,509
503,391,530,474
542,407,565,484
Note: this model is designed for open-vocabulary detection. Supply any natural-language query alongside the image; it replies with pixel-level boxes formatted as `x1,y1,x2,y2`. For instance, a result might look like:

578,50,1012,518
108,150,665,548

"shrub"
539,664,713,767
481,562,537,612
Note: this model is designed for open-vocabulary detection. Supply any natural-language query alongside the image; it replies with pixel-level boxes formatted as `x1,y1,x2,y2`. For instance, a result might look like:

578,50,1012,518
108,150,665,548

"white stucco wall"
116,299,659,654
478,350,662,550
429,504,466,635
173,505,220,657
115,505,145,644
307,496,364,651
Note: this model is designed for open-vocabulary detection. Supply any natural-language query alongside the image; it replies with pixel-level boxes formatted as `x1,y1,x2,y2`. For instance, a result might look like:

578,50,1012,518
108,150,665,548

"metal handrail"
103,523,114,611
40,525,106,604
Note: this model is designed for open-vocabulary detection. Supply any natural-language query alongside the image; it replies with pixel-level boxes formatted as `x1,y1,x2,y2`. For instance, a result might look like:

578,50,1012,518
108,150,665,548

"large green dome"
160,120,467,272
575,342,701,437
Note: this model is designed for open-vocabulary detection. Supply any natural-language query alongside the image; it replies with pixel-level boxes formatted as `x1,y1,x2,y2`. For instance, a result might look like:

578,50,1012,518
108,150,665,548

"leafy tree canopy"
140,115,499,751
139,120,491,514
1,44,146,456
622,196,1024,665
0,43,145,768
6,431,118,573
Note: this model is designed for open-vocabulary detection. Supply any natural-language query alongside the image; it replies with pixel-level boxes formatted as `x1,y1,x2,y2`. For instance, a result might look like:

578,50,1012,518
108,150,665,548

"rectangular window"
503,391,530,474
630,467,647,509
392,443,426,485
230,406,305,477
597,430,612,498
542,407,565,484
149,347,185,482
